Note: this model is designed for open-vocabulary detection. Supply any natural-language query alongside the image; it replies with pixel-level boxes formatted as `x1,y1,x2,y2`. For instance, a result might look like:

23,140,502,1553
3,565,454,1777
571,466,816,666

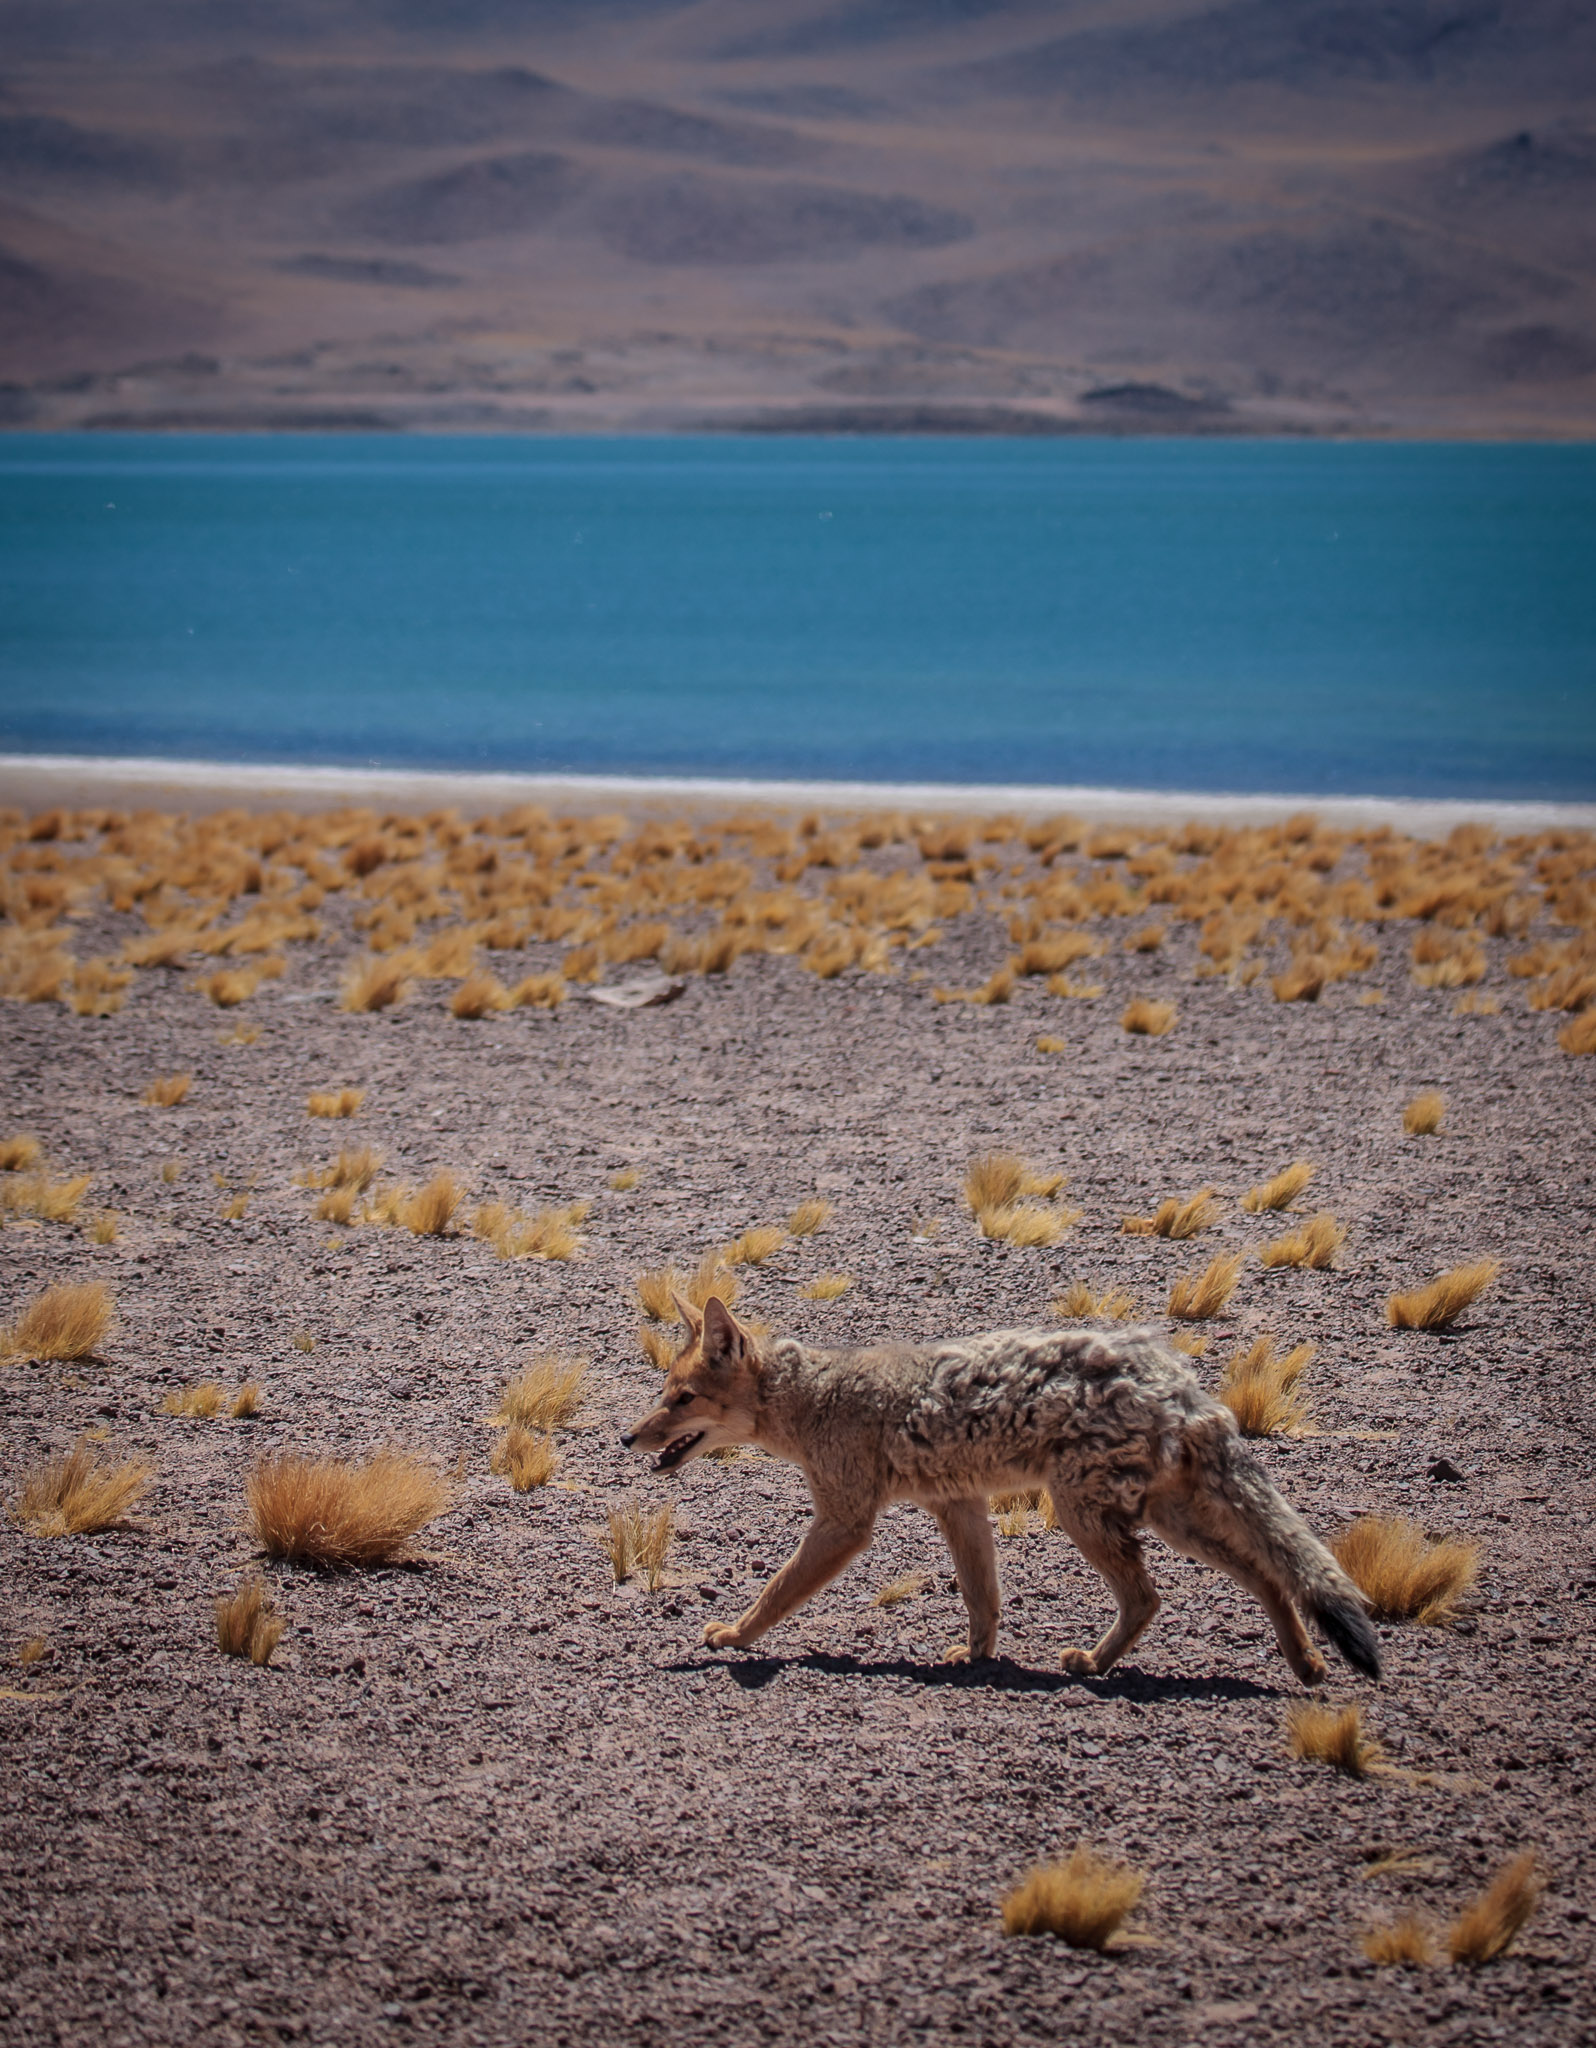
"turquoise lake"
0,435,1592,798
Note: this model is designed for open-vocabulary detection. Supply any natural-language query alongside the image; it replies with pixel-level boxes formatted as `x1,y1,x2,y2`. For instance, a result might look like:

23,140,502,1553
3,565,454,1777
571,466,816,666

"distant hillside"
2,0,1593,433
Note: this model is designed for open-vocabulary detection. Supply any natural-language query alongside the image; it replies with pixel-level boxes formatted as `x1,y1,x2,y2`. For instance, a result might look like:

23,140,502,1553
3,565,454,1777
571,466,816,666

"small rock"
1428,1457,1465,1482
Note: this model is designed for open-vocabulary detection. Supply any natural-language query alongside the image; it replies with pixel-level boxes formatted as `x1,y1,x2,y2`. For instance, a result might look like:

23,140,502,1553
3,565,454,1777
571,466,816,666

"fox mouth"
654,1430,704,1473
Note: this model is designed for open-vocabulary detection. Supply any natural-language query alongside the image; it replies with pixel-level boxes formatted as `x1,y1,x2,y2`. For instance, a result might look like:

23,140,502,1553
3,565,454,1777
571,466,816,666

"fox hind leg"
931,1495,1001,1663
1048,1497,1160,1677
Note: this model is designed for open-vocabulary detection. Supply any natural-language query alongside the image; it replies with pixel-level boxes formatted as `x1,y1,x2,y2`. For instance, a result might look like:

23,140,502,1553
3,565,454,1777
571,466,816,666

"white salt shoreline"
2,750,1593,836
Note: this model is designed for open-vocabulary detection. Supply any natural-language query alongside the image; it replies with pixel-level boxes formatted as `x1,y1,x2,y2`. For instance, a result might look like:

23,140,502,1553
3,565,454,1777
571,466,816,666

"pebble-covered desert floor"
1,800,1593,2048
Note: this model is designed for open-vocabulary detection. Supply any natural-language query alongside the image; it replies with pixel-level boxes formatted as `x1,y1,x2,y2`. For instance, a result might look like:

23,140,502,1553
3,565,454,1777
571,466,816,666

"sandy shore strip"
4,750,1595,836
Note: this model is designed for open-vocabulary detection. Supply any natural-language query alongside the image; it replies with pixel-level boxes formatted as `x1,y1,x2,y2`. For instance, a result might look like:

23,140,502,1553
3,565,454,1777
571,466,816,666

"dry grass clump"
1167,1251,1245,1321
246,1448,452,1567
992,1486,1050,1536
339,954,412,1013
1386,1259,1499,1330
1241,1161,1315,1213
933,965,1014,1006
307,1087,364,1118
1052,1281,1136,1321
637,1266,683,1321
685,1250,739,1312
1121,1186,1218,1238
1362,1916,1439,1967
787,1198,832,1238
473,1198,587,1261
1220,1337,1315,1436
215,1573,284,1665
964,1153,1070,1243
1559,1010,1596,1055
1446,1853,1545,1965
873,1572,930,1608
0,1133,43,1172
601,1500,674,1588
67,957,133,1016
509,971,567,1009
88,1210,118,1244
1333,1515,1479,1624
1035,1035,1066,1054
495,1356,586,1431
2,1170,93,1223
316,1186,359,1225
608,1167,640,1190
490,1425,558,1491
290,1331,315,1354
449,969,513,1018
140,1072,192,1107
394,1171,465,1236
1285,1700,1381,1776
159,1158,183,1184
1402,1090,1446,1136
726,1224,786,1266
1259,1212,1346,1270
203,960,281,1008
639,1323,678,1371
162,1381,227,1418
1121,998,1177,1036
232,1382,262,1418
308,1145,383,1192
0,1281,114,1360
14,1438,152,1536
1013,931,1099,976
1001,1845,1144,1949
801,1272,853,1300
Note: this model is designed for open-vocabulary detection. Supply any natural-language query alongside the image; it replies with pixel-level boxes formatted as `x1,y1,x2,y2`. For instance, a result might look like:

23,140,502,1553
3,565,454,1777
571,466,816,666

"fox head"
621,1293,762,1473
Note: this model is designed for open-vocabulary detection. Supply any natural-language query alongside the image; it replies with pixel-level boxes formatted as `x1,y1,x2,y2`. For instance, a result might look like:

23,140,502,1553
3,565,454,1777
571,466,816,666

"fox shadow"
671,1649,1284,1704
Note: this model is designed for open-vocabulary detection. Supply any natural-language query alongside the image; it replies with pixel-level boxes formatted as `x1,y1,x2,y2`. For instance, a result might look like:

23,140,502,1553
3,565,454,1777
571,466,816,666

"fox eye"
671,1391,693,1407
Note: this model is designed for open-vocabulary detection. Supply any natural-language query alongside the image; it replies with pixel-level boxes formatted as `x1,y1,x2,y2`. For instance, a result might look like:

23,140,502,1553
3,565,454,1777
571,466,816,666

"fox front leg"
931,1495,1001,1663
703,1516,873,1651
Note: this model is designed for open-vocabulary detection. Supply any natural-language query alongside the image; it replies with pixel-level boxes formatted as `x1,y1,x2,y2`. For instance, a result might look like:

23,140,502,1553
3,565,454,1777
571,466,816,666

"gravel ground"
1,810,1593,2048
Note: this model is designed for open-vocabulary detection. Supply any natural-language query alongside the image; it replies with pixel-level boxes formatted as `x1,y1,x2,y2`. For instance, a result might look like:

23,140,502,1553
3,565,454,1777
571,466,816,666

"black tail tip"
1317,1595,1382,1680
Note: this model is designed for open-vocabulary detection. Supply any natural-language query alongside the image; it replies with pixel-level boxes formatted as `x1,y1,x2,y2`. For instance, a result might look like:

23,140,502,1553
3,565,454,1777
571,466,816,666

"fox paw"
940,1638,994,1665
1061,1646,1099,1677
1295,1653,1329,1687
702,1622,742,1651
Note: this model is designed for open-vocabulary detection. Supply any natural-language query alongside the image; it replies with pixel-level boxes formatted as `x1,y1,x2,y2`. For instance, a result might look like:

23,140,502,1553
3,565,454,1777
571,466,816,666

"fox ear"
700,1293,748,1368
672,1290,703,1337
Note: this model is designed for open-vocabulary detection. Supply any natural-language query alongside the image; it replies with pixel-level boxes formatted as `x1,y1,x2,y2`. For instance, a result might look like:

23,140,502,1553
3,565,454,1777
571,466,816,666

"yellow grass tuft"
203,960,281,1008
1241,1161,1315,1213
140,1072,192,1107
1559,1010,1596,1055
490,1425,558,1491
1285,1700,1381,1776
0,1133,43,1172
992,1486,1048,1537
88,1210,118,1244
1121,998,1177,1036
1356,988,1385,1006
1258,1212,1345,1270
1402,1090,1445,1135
1362,1916,1439,1967
214,1573,284,1665
639,1323,679,1371
307,1087,364,1118
637,1266,683,1321
495,1356,586,1431
338,954,412,1013
608,1167,640,1190
159,1158,183,1184
246,1448,452,1567
395,1170,465,1236
801,1272,853,1300
1052,1280,1136,1321
290,1331,315,1354
309,1145,382,1192
0,1281,114,1361
449,969,513,1018
1001,1844,1144,1948
601,1500,674,1588
1333,1515,1479,1624
67,957,133,1016
965,1152,1065,1216
726,1224,786,1266
873,1572,930,1608
1035,1035,1067,1053
1121,1187,1218,1239
18,1636,50,1666
2,1171,93,1223
220,1192,250,1221
509,971,566,1009
1169,1330,1209,1357
231,1382,262,1418
1013,932,1099,976
1220,1337,1315,1436
1446,1852,1545,1965
162,1381,227,1418
685,1250,739,1312
1386,1259,1499,1330
1048,974,1104,1000
1167,1251,1245,1321
787,1198,832,1238
316,1185,359,1225
15,1438,151,1536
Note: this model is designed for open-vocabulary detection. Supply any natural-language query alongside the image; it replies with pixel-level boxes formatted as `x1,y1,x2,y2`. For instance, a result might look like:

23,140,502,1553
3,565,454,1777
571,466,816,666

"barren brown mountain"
2,0,1594,433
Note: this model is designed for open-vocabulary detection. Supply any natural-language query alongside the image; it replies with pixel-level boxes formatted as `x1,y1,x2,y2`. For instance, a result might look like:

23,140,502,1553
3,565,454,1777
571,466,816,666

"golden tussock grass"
88,1210,118,1244
1170,1329,1209,1357
19,1636,50,1666
1126,925,1165,953
0,1133,43,1172
726,1224,786,1266
1121,1186,1218,1239
449,969,513,1017
140,1072,192,1107
509,971,567,1009
873,1572,930,1608
219,1019,262,1046
339,954,412,1013
0,1280,114,1360
1259,1213,1345,1270
2,1170,93,1224
1402,1090,1446,1135
639,1323,678,1371
416,927,479,979
1048,973,1104,1000
1167,1251,1246,1321
1446,1852,1545,1965
231,1381,262,1418
246,1448,452,1567
1001,1845,1144,1949
1558,1010,1596,1055
1454,991,1500,1016
1013,932,1099,976
159,1158,183,1184
490,1425,558,1491
1121,998,1177,1036
637,1266,683,1321
685,1250,739,1312
66,957,132,1016
965,1153,1065,1216
1241,1161,1315,1213
1333,1515,1479,1624
787,1198,832,1238
316,1185,359,1225
608,1167,640,1190
1271,959,1328,1002
933,965,1014,1006
203,959,282,1008
219,1192,250,1221
494,1356,586,1431
1220,1337,1316,1436
307,1087,364,1118
1035,1035,1067,1053
1052,1281,1136,1321
1362,1916,1439,1967
215,1573,284,1665
392,1170,465,1236
1386,1259,1500,1330
1357,988,1386,1006
1285,1700,1381,1776
162,1381,227,1418
308,1145,383,1192
991,1486,1049,1537
290,1330,315,1353
15,1438,152,1536
601,1500,674,1588
474,1198,586,1261
801,1272,853,1300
